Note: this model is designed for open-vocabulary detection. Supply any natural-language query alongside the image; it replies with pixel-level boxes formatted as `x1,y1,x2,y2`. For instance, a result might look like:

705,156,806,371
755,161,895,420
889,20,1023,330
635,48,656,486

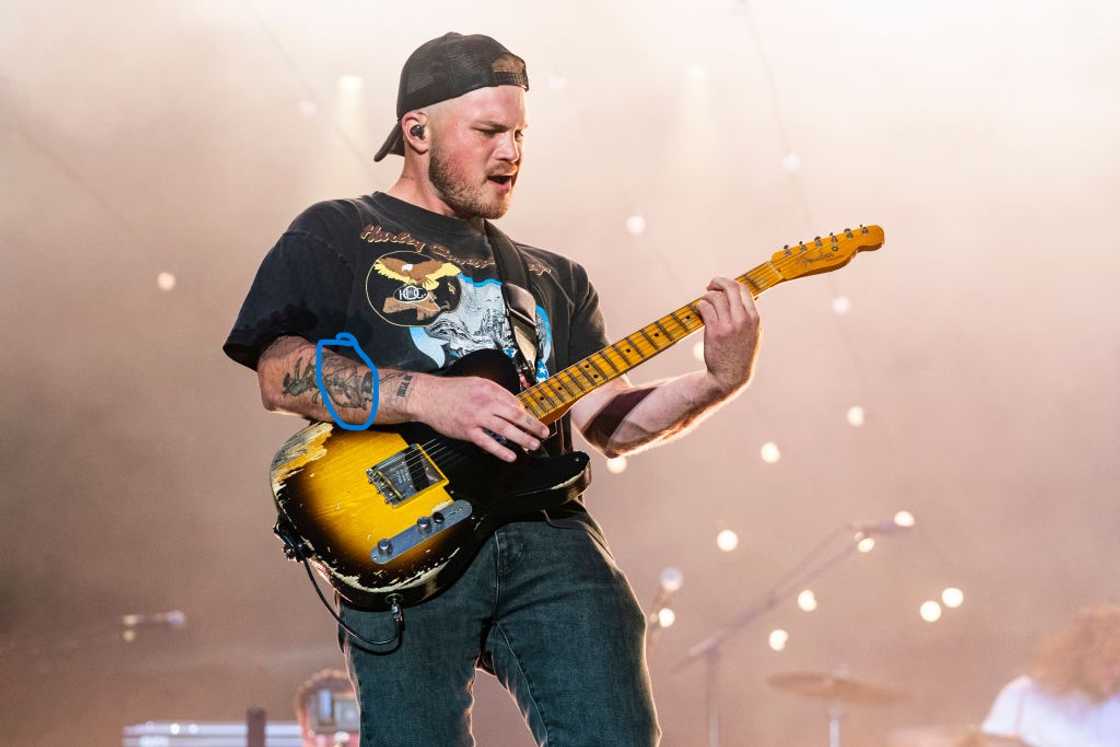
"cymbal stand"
673,525,871,747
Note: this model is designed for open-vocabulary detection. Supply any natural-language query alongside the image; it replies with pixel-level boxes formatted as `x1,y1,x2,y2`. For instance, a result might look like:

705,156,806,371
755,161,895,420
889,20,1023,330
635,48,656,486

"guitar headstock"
770,225,884,280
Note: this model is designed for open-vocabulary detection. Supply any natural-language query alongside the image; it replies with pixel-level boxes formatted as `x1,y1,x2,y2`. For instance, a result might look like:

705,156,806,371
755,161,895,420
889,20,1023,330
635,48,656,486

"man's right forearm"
257,335,424,425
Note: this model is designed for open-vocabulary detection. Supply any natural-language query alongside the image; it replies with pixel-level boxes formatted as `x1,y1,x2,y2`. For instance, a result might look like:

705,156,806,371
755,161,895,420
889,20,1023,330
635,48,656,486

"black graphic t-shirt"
223,192,611,523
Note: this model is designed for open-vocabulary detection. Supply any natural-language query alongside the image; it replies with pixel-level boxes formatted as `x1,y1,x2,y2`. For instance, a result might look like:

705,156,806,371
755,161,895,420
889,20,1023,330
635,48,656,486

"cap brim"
373,123,404,162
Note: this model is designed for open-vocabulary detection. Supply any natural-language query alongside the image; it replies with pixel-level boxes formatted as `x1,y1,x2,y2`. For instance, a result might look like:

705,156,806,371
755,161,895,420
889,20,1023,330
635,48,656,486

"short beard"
428,142,509,220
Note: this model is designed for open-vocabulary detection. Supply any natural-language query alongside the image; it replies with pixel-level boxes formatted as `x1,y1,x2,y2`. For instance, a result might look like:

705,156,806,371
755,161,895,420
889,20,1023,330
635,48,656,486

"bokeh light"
942,587,964,608
846,405,865,427
920,601,943,623
660,567,684,593
797,589,818,612
768,629,789,651
692,340,705,362
716,529,739,552
336,74,364,92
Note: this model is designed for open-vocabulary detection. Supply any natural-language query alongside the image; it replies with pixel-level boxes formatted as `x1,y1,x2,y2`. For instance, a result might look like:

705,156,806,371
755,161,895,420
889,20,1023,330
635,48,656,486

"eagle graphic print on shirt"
364,247,553,382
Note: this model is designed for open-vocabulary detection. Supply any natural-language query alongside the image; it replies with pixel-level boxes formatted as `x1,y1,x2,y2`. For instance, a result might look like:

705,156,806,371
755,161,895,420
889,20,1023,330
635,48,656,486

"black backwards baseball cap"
373,32,530,162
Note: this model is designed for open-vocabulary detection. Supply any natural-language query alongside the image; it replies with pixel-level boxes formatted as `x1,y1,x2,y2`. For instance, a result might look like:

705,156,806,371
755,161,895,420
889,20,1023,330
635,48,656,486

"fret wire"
533,385,559,409
555,371,581,397
598,348,629,374
584,357,610,382
624,335,651,359
521,394,545,417
567,364,596,389
613,340,641,365
542,380,568,404
560,369,589,393
651,319,673,341
535,379,562,406
597,349,622,375
668,310,692,335
525,254,800,417
636,328,660,350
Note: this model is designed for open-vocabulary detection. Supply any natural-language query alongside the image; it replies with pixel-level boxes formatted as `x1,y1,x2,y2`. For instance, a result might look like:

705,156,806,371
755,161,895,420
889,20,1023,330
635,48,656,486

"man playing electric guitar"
223,33,760,747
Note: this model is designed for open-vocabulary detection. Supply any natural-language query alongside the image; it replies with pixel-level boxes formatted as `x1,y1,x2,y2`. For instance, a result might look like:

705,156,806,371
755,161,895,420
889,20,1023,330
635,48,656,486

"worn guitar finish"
270,225,886,610
272,349,589,610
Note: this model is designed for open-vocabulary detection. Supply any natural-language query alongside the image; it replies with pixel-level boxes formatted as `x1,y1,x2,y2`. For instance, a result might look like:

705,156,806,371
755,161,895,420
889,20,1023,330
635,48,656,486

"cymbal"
766,670,905,705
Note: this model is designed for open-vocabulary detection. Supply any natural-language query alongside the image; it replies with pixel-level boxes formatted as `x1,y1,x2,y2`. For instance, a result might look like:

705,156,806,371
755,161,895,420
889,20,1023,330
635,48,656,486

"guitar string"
365,238,874,476
368,240,869,477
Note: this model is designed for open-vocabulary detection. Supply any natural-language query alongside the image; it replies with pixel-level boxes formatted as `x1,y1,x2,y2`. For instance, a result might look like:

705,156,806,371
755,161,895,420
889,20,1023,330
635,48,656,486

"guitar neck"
518,260,785,423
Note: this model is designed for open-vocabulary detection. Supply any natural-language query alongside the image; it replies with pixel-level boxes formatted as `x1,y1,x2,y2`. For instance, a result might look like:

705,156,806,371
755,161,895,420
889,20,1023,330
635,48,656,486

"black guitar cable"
275,517,405,654
300,559,404,654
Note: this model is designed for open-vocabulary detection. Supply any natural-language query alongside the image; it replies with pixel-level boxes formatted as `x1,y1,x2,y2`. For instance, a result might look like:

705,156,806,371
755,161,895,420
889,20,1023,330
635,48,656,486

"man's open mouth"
488,175,514,185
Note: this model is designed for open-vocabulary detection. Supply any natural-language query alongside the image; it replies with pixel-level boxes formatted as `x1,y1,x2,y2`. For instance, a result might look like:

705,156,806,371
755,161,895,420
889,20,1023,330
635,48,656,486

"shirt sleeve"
982,676,1030,736
222,230,352,371
566,262,610,365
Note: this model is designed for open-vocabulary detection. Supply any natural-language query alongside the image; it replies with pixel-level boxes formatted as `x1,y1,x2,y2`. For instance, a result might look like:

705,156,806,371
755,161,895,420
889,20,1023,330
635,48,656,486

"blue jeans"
339,518,660,746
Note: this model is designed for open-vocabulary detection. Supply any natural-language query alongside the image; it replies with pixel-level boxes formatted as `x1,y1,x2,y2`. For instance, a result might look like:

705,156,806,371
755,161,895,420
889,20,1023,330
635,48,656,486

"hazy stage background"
1,1,1117,744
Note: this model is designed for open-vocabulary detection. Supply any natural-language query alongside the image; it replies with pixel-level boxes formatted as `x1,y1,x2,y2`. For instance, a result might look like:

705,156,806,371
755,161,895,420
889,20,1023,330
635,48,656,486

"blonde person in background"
982,604,1120,746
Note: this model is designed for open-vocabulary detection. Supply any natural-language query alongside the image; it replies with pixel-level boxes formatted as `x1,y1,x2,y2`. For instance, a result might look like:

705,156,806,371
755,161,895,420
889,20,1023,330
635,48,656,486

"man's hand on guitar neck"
257,335,548,463
695,275,762,396
570,276,761,458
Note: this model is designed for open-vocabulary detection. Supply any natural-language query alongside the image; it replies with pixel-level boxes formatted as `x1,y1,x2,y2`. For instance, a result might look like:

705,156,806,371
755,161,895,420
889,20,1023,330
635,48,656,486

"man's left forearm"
593,370,745,458
577,275,761,458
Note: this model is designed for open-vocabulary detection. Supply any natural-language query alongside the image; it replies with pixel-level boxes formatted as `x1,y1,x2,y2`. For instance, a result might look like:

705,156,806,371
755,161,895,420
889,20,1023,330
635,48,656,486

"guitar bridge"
366,443,446,505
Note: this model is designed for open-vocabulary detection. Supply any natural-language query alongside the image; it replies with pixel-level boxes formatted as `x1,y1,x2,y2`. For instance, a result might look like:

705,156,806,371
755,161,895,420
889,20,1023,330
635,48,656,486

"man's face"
426,85,526,220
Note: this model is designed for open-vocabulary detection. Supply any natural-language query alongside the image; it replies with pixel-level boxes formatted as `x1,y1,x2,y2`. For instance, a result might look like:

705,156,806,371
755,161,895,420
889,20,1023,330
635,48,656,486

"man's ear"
401,112,430,156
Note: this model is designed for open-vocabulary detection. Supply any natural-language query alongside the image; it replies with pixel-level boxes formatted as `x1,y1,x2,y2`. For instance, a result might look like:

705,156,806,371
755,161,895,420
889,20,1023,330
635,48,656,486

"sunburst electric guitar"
270,226,885,610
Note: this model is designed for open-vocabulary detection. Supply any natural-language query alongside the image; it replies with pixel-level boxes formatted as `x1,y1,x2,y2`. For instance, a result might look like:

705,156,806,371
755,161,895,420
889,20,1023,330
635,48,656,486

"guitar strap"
484,221,591,507
484,221,540,388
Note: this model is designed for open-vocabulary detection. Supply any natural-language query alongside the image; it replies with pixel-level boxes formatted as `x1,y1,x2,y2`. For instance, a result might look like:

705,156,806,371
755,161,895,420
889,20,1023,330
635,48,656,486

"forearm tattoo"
377,371,416,405
395,373,415,400
281,354,373,410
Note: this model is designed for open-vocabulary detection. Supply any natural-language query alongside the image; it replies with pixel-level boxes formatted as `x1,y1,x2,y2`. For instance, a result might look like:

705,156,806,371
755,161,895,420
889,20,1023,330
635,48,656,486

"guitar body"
271,348,590,611
267,224,885,611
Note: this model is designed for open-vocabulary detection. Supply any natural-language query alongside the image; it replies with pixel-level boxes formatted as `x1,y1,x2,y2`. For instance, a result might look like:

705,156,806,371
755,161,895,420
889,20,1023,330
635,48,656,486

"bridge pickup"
370,500,473,565
366,444,447,505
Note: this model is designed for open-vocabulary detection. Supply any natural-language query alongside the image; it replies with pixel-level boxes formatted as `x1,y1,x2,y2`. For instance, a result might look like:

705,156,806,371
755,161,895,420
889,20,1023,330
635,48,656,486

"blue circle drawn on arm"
314,332,379,431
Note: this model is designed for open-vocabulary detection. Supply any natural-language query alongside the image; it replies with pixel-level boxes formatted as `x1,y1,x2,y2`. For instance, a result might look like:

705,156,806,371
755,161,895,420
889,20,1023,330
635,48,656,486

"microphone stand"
672,525,894,747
